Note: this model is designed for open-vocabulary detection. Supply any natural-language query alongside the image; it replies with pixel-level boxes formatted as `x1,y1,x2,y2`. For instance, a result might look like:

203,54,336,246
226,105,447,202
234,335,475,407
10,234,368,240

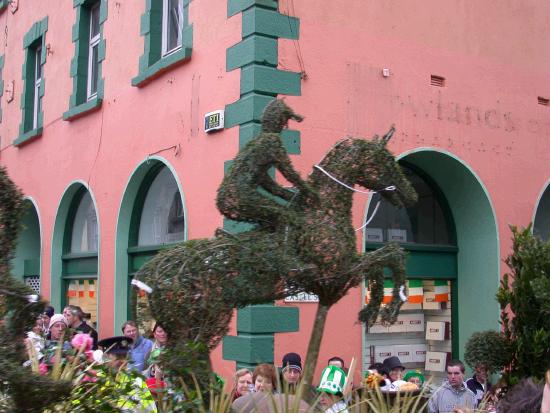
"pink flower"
71,333,93,352
39,363,48,375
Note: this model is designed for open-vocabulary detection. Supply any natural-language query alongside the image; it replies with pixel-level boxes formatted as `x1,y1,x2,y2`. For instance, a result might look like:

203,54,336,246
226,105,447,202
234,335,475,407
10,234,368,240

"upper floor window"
365,165,455,246
162,0,183,56
87,2,100,99
33,45,43,130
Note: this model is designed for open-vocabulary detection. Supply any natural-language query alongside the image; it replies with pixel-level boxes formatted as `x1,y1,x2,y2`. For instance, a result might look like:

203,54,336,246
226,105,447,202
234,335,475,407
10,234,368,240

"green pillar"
223,304,299,369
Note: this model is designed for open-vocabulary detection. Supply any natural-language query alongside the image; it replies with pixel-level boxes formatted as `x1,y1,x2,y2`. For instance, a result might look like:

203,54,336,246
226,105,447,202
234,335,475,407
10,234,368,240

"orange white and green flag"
383,280,394,304
434,280,450,302
88,280,95,298
407,279,424,304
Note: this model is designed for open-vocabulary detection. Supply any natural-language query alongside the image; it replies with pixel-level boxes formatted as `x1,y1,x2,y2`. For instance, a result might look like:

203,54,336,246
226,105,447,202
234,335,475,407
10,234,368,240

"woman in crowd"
122,320,153,372
253,363,278,393
145,322,169,379
63,305,98,349
232,368,253,400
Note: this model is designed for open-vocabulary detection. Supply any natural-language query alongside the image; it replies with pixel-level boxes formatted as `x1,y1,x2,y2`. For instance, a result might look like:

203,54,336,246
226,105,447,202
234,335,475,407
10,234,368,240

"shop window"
64,0,106,121
365,166,454,246
62,189,99,327
534,185,550,242
132,0,192,87
137,166,185,246
363,164,458,382
15,17,48,146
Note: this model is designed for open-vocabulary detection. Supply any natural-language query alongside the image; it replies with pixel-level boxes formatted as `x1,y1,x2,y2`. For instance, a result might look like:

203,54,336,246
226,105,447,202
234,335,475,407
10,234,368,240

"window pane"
71,192,99,253
66,279,98,327
89,44,99,96
35,47,42,80
165,0,182,53
90,4,100,39
138,167,185,246
365,166,452,245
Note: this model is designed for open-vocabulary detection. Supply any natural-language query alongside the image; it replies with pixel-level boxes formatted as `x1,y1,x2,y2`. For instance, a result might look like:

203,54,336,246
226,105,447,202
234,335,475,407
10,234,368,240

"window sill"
131,46,192,87
14,127,43,147
63,97,102,121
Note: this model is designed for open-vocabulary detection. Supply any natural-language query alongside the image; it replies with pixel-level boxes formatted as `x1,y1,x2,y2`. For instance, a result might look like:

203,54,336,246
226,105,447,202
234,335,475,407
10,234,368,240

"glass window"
162,0,183,56
70,192,98,253
365,166,453,246
66,279,97,327
534,187,550,242
138,166,185,246
33,45,42,129
87,3,100,99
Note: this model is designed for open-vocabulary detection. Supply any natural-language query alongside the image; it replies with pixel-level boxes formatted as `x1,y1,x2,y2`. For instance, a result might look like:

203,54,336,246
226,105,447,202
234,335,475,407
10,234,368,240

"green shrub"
464,330,512,373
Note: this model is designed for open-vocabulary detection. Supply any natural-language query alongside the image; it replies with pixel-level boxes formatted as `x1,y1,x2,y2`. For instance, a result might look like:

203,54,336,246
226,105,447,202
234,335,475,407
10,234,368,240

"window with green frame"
0,1,7,12
62,189,99,327
14,17,48,147
63,0,107,121
364,163,459,357
127,164,185,319
131,0,193,87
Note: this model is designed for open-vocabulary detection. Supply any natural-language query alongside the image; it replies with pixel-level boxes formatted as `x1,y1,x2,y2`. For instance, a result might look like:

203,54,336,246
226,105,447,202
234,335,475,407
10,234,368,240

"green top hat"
317,365,347,396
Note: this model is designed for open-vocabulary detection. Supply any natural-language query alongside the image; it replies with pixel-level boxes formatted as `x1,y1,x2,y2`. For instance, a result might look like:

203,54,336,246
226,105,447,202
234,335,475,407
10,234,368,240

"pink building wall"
1,0,549,385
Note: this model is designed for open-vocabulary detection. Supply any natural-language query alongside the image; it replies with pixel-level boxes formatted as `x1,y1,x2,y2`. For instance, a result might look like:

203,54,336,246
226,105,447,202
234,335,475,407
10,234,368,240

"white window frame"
161,0,183,57
33,45,42,130
87,2,100,100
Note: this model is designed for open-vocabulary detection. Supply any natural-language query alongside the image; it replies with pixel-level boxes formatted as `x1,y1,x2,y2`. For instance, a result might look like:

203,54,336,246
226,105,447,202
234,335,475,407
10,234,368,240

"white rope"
314,164,396,195
354,200,381,232
131,279,153,294
399,285,408,302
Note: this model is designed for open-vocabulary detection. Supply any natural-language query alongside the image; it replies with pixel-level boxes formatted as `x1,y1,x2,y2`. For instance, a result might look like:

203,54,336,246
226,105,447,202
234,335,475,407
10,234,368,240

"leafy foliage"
0,167,72,412
464,330,512,373
497,225,550,384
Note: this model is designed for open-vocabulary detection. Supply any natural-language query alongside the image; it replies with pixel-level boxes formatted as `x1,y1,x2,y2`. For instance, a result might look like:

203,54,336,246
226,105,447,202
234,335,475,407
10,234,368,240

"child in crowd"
317,365,349,413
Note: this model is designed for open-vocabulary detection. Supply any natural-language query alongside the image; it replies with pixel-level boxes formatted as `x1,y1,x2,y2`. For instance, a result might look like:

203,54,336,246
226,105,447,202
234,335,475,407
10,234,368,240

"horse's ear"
381,125,396,145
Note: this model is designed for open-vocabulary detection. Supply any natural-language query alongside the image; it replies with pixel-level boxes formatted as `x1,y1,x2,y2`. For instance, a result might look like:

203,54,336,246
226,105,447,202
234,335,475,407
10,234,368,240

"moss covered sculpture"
135,100,417,393
0,167,72,412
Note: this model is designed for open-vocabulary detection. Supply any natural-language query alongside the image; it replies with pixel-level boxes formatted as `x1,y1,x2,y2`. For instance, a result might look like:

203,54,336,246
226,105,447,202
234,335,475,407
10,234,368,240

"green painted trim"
227,0,277,17
241,7,299,39
12,199,42,283
51,181,101,330
63,97,102,120
451,280,459,357
114,156,188,332
13,127,43,147
239,123,300,154
225,93,274,128
396,148,500,363
223,334,275,364
17,17,48,143
226,36,277,71
133,0,193,87
0,0,8,12
66,0,107,118
236,305,299,333
23,259,40,276
240,65,301,96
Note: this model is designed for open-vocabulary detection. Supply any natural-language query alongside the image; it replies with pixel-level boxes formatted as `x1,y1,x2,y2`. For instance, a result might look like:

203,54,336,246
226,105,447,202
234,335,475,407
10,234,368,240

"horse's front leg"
354,243,407,327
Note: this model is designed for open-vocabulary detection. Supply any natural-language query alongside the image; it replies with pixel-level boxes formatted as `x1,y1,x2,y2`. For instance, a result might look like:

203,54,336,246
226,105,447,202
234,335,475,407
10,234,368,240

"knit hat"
317,365,347,396
281,352,302,372
403,370,425,385
48,314,68,330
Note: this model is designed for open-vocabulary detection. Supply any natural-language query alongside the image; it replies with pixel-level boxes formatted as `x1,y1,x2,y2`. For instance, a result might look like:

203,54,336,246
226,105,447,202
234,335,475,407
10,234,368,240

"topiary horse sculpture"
135,101,416,393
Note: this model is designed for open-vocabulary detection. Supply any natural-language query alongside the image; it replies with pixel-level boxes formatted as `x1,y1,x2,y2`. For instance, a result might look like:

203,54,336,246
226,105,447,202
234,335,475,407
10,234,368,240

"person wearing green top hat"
317,365,349,413
404,370,426,388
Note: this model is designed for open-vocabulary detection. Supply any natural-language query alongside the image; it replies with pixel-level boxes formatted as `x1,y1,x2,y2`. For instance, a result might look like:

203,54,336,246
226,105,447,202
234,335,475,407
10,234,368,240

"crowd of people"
23,309,549,413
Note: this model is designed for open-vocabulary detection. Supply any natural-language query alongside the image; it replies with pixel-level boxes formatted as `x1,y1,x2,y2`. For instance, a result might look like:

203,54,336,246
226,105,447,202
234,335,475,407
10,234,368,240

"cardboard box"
423,292,442,310
425,321,450,341
387,315,407,333
425,351,450,372
403,313,425,333
410,344,428,363
368,318,389,334
387,229,407,242
374,345,395,363
365,228,384,242
394,345,414,363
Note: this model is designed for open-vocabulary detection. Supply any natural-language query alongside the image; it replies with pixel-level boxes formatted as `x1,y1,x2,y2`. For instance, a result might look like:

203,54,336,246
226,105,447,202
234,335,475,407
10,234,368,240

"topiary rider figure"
216,99,319,229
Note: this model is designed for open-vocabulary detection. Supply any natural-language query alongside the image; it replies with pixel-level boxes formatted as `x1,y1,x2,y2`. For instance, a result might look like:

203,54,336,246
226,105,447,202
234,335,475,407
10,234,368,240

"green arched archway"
12,198,42,292
364,148,499,363
114,157,187,332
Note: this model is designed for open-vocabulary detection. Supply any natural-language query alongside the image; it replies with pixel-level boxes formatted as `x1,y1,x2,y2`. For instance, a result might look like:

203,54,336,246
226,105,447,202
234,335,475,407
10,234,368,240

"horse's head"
261,99,303,133
356,127,417,209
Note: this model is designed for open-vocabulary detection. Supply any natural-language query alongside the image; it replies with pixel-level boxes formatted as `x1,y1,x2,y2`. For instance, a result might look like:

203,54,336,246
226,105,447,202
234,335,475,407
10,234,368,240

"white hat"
48,314,68,330
317,365,347,395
